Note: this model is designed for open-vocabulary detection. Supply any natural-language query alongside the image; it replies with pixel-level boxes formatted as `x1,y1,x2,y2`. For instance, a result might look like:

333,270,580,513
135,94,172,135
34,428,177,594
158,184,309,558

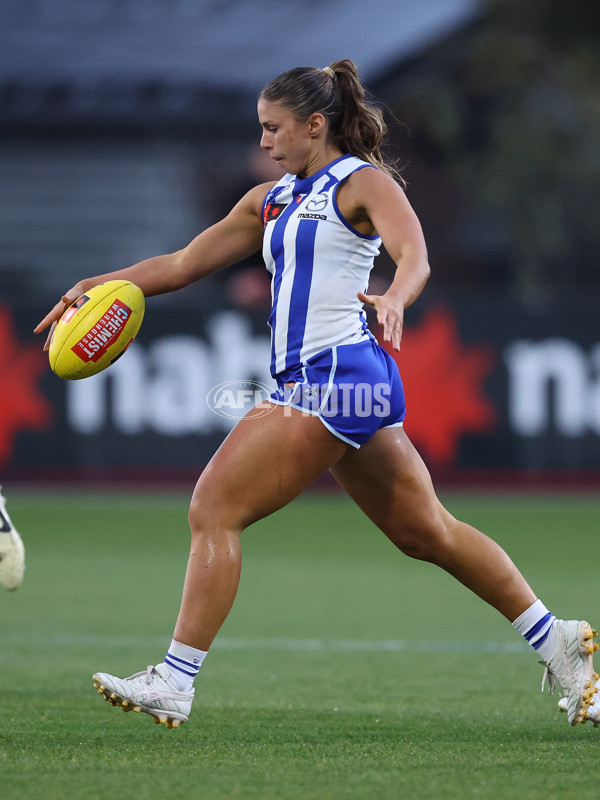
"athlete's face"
258,98,320,176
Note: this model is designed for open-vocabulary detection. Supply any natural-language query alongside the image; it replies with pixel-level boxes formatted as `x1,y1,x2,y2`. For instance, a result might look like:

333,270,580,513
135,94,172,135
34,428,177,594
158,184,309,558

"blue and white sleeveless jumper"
262,154,406,447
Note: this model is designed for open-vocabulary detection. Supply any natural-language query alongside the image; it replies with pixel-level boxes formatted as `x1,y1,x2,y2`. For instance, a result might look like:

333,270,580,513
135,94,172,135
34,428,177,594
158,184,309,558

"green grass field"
2,489,600,799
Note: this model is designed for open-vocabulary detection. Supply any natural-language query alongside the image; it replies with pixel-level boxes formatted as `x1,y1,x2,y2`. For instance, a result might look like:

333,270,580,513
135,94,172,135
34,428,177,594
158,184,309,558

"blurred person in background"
0,487,25,590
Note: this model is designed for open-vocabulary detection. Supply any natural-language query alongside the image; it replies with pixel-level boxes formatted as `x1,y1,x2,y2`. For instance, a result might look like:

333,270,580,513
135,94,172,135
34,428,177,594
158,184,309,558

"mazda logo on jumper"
307,194,328,211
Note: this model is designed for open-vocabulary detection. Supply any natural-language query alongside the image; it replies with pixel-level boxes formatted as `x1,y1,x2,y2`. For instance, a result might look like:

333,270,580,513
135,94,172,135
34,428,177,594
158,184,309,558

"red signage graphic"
0,307,53,466
381,306,497,465
71,299,132,363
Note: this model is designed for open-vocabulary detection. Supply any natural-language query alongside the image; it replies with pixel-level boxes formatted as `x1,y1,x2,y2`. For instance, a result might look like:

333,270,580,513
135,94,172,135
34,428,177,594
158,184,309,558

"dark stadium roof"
0,0,481,128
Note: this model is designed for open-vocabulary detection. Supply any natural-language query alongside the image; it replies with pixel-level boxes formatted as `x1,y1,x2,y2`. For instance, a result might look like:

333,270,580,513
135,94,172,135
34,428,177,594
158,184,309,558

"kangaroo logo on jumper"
263,202,288,225
307,193,328,211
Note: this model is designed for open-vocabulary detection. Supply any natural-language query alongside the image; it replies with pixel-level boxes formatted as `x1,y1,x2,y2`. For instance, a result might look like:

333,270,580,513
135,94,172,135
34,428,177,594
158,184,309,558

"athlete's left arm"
345,167,431,352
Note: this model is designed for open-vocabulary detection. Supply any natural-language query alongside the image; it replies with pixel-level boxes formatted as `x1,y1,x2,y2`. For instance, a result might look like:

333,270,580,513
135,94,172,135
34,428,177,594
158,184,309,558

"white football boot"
93,663,194,728
0,486,25,591
558,694,600,726
540,619,599,725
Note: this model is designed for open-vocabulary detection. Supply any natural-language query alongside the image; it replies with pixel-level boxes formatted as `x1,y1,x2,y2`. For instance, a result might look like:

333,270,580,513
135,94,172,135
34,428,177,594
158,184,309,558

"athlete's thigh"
329,426,448,538
192,404,349,530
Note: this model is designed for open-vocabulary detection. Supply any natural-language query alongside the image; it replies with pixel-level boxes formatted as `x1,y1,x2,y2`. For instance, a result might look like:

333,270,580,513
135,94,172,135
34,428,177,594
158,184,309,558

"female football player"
36,60,597,729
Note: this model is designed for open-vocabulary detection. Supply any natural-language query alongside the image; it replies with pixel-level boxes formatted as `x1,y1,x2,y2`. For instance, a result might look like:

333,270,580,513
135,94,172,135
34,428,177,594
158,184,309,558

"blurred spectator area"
0,140,207,300
1,0,599,306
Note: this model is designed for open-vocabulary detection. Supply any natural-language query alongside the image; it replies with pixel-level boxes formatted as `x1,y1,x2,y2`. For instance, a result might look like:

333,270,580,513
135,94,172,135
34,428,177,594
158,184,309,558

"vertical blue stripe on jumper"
283,171,336,371
285,219,318,370
268,187,307,376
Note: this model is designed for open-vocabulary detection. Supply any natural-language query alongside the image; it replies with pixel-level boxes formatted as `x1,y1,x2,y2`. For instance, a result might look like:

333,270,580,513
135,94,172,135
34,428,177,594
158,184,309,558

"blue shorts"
269,339,406,448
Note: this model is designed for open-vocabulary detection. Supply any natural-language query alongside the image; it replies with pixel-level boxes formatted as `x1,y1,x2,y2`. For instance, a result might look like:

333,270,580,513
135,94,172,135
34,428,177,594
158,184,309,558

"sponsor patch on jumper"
297,213,327,220
71,299,132,363
263,202,288,225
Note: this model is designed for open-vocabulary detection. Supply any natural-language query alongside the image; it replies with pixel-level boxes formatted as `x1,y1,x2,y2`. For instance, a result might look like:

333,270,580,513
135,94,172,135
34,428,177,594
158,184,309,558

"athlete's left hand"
358,291,404,351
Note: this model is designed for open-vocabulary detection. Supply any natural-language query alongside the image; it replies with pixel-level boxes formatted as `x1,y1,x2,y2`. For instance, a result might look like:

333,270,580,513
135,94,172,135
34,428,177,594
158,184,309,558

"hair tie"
322,66,336,80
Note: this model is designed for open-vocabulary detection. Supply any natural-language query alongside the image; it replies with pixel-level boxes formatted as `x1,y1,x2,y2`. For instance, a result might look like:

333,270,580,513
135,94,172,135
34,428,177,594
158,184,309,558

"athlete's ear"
307,113,327,138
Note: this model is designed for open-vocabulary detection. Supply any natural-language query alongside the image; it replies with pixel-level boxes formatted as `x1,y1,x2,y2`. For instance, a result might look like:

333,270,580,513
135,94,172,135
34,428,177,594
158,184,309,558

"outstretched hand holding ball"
36,280,145,380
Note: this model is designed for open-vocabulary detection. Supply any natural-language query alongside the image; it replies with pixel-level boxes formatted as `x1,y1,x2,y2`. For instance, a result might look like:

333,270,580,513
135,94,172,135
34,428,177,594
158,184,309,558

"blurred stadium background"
1,0,600,489
3,5,600,797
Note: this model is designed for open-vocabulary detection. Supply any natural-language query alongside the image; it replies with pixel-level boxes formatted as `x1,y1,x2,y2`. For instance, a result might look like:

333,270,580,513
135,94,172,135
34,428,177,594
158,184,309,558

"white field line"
3,634,531,654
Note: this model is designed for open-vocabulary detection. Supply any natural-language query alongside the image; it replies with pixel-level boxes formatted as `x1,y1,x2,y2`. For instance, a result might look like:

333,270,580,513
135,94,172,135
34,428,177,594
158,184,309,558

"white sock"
163,639,208,692
512,599,557,662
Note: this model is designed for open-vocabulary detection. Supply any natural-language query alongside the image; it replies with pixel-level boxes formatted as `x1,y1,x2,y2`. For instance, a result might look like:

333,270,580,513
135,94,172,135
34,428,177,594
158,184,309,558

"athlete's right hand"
34,282,89,351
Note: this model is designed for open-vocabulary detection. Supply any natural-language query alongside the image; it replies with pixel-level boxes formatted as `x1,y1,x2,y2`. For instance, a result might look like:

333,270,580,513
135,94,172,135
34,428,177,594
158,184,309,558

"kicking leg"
174,404,348,650
93,405,348,726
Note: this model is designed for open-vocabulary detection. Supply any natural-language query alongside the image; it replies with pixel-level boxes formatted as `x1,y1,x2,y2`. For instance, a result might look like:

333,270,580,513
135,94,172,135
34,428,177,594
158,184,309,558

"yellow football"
49,280,145,380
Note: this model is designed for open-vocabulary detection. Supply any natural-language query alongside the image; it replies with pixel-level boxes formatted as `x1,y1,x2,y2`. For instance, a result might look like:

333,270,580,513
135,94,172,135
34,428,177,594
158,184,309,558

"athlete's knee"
188,485,244,541
387,512,455,563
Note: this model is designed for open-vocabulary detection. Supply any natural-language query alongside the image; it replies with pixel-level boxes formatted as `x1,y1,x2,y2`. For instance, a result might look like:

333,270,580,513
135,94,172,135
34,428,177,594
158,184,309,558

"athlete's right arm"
34,182,274,348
